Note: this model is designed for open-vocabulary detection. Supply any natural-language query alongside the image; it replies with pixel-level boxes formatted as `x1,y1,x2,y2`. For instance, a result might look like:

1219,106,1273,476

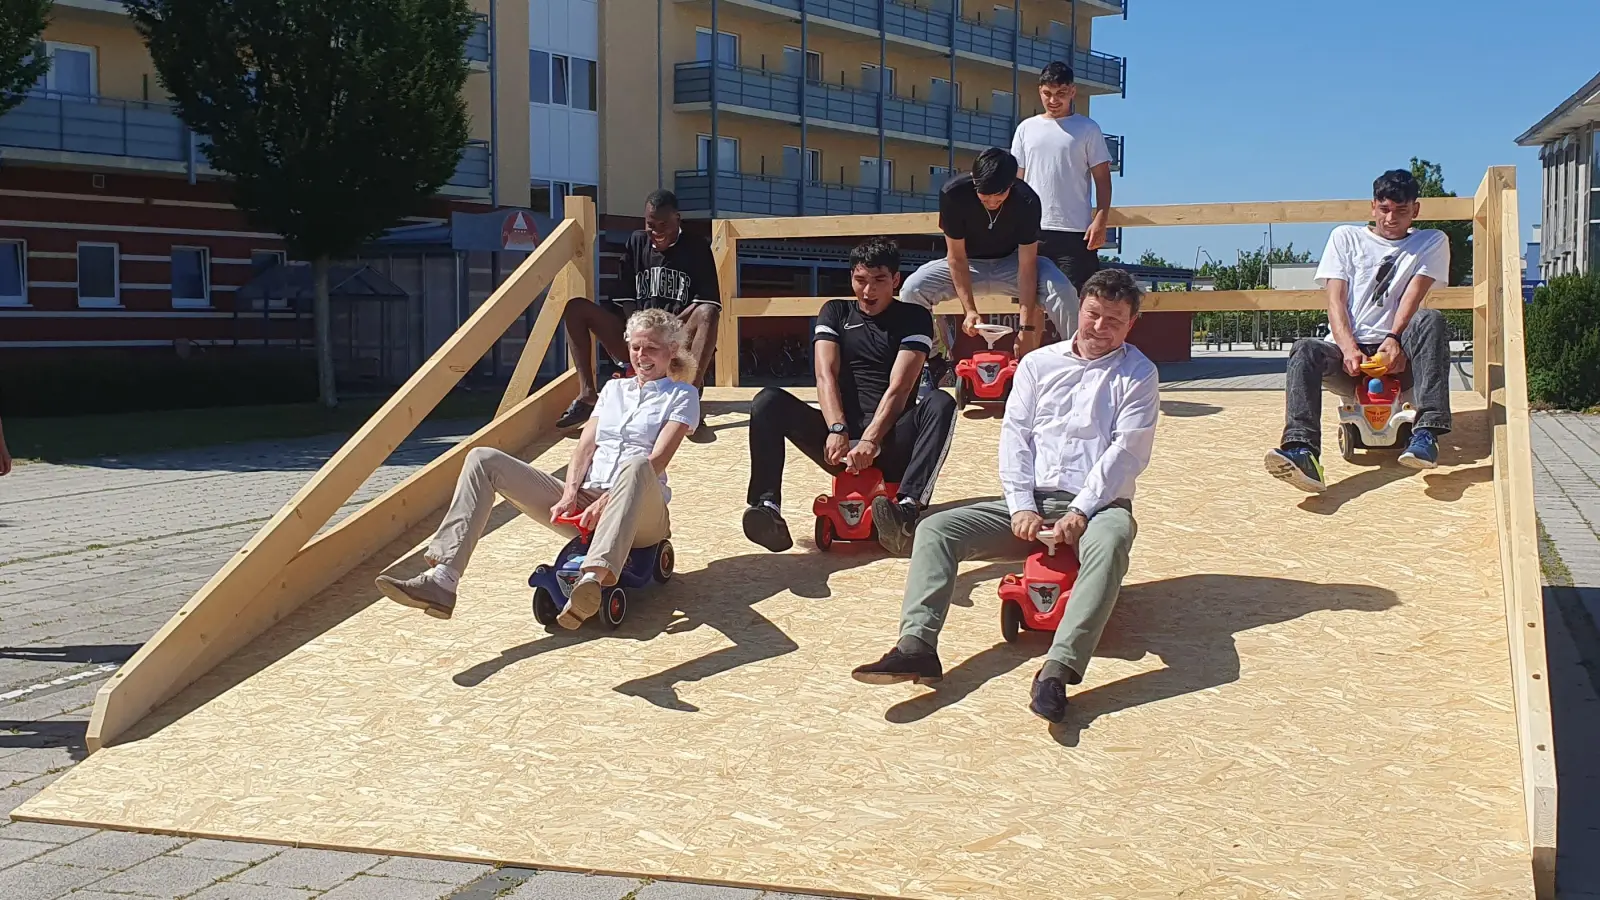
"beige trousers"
426,446,671,582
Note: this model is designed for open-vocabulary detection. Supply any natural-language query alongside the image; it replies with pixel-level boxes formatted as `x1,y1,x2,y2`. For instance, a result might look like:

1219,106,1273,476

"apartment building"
0,0,530,354
1517,69,1600,279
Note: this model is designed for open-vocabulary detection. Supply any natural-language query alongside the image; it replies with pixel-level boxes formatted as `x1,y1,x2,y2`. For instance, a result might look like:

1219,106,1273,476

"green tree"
1525,274,1600,410
1196,244,1314,291
1409,157,1473,287
0,0,52,116
1135,249,1180,269
126,0,473,407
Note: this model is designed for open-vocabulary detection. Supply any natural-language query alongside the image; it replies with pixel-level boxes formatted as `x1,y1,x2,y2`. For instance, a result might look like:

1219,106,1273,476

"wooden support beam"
499,197,593,416
712,220,740,387
85,222,581,752
729,287,1474,318
1472,177,1492,399
726,197,1477,240
1483,166,1557,899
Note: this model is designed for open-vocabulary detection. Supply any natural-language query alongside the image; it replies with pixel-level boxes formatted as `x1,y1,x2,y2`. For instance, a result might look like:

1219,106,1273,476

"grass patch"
7,389,505,464
1536,519,1574,587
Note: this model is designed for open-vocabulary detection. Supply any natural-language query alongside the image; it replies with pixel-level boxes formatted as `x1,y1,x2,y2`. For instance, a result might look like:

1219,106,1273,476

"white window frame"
41,41,98,97
862,63,896,96
694,27,740,67
860,156,894,191
0,239,26,307
783,46,822,81
171,245,211,308
76,241,120,308
783,145,822,181
991,89,1015,116
250,249,286,273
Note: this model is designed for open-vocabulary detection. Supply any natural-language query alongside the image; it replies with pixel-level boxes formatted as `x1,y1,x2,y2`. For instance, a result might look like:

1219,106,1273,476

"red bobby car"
954,323,1019,409
812,467,899,551
997,526,1080,642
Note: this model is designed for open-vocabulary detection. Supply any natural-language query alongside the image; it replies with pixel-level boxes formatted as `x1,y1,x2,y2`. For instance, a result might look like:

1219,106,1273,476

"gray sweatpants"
899,252,1079,340
899,491,1136,681
426,447,670,583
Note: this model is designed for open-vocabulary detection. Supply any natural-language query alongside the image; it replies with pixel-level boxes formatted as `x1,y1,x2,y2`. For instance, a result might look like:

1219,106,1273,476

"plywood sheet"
15,390,1531,900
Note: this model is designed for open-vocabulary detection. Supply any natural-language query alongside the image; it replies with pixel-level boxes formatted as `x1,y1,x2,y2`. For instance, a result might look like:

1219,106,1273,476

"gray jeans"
900,253,1079,340
1281,307,1453,454
900,492,1137,681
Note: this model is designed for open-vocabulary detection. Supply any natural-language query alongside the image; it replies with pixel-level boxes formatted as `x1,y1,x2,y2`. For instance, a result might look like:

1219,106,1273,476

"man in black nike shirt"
742,238,959,557
557,190,721,442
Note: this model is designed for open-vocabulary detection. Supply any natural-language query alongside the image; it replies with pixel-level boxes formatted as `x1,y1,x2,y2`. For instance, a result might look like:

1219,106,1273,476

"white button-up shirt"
583,376,700,502
999,339,1160,518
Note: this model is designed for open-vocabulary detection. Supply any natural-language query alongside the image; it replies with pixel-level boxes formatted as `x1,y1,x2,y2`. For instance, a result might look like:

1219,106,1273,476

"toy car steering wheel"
975,323,1015,349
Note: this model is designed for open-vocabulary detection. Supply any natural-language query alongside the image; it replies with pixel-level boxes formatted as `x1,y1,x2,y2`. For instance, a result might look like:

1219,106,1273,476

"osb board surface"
19,390,1529,900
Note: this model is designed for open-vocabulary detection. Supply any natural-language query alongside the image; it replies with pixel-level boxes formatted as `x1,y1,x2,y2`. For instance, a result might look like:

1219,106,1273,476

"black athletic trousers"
746,387,958,509
1039,230,1102,294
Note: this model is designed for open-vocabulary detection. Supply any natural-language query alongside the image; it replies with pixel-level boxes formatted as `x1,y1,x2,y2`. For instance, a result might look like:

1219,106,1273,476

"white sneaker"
557,572,604,630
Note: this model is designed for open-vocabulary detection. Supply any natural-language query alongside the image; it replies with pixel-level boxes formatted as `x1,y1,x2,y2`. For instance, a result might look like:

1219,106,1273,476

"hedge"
1525,273,1600,410
0,351,319,418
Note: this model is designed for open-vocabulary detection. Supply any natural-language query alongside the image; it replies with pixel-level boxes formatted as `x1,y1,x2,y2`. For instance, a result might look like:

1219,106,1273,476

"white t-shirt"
583,376,699,502
1314,225,1451,344
1010,114,1112,233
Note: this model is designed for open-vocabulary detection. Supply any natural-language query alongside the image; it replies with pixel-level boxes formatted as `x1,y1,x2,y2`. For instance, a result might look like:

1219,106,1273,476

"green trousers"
900,491,1137,682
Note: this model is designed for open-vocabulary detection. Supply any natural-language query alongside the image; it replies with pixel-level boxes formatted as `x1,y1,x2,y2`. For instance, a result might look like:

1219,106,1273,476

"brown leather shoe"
375,573,457,619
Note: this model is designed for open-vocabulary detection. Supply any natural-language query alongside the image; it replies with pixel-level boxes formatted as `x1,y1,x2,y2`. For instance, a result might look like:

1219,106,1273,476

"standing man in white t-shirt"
1265,169,1452,493
1011,61,1114,296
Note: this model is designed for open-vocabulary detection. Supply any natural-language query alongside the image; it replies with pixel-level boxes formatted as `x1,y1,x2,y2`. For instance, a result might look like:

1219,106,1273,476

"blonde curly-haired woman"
376,308,700,630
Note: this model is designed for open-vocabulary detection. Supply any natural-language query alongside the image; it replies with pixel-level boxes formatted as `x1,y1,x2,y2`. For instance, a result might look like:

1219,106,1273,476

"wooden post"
1471,174,1491,399
712,219,740,387
499,196,594,416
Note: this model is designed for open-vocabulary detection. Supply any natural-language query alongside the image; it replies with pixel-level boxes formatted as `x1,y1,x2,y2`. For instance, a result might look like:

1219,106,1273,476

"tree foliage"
0,0,52,117
1409,157,1473,287
1525,273,1600,410
1196,244,1314,291
1134,249,1179,269
126,0,473,261
126,0,474,405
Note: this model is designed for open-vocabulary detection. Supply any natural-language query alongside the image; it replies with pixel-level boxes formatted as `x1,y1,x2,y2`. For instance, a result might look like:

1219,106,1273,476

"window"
77,243,118,307
529,50,550,103
783,46,821,81
551,55,569,106
931,77,961,107
530,181,553,216
572,184,598,202
1048,19,1072,45
570,58,596,111
0,240,24,306
250,250,286,275
992,5,1017,28
695,28,739,66
991,90,1014,116
929,165,956,193
860,157,894,191
783,146,821,181
697,134,739,173
171,246,210,307
862,64,896,95
39,42,96,96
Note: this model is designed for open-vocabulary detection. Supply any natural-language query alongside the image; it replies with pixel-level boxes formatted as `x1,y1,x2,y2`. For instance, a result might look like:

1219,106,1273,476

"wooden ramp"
15,389,1536,899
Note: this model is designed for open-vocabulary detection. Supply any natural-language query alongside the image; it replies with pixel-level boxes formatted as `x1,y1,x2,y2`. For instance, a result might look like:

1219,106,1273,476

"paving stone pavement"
0,377,1594,898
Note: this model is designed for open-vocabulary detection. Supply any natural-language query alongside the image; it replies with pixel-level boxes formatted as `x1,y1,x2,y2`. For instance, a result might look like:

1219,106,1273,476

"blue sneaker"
1398,429,1439,470
1264,446,1326,493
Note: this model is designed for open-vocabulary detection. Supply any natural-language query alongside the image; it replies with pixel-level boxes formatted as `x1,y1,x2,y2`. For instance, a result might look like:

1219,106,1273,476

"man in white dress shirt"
852,268,1159,724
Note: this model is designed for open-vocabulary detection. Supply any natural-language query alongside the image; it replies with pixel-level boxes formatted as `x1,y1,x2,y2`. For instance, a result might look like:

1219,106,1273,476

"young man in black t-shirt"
557,189,720,442
742,238,959,557
901,148,1077,359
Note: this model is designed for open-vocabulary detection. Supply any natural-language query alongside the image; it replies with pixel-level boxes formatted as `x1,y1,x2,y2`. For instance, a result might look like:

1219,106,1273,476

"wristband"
1018,325,1038,332
1385,332,1402,344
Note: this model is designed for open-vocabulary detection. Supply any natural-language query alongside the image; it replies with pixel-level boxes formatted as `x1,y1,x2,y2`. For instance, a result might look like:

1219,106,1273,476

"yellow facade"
36,1,525,205
599,0,1120,217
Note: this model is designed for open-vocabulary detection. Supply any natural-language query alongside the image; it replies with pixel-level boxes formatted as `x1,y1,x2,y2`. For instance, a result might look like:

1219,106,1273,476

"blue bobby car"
528,528,674,629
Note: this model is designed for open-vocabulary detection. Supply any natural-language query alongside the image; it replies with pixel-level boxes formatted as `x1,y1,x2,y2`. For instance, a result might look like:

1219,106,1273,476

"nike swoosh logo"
845,323,865,329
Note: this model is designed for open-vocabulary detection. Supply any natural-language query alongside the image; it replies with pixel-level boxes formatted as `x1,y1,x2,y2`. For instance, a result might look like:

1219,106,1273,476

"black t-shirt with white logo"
814,298,935,434
937,173,1043,260
618,229,721,314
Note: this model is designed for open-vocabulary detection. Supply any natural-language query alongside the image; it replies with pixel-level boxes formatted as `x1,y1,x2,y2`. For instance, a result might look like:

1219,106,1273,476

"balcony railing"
448,139,492,189
675,61,1014,149
465,14,491,64
1106,134,1123,173
0,91,191,162
707,0,1126,94
676,169,939,217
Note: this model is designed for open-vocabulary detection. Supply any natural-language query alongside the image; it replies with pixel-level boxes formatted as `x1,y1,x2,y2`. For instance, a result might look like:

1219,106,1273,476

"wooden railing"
710,173,1555,898
85,198,596,754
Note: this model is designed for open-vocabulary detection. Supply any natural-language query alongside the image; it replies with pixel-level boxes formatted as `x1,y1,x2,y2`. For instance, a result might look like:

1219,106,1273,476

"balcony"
465,14,491,66
447,139,492,190
675,61,1013,150
683,0,1126,94
676,169,939,217
0,91,194,166
1106,133,1123,173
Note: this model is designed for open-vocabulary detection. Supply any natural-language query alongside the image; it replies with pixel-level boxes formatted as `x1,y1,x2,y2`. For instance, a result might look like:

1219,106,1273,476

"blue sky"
1086,0,1591,271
